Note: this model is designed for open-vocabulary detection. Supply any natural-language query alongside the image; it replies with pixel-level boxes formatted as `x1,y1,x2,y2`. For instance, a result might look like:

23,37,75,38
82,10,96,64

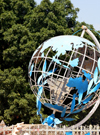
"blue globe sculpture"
28,26,100,129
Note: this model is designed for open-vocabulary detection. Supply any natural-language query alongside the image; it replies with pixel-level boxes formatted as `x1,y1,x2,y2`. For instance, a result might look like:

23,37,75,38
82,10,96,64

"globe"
28,26,100,128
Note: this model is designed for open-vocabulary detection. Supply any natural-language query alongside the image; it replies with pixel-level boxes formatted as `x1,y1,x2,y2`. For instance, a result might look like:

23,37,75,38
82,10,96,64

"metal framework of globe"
28,26,100,129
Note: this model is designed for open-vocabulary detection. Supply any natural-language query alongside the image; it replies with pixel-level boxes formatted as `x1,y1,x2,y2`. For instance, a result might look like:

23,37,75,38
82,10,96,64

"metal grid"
29,41,100,110
28,26,100,127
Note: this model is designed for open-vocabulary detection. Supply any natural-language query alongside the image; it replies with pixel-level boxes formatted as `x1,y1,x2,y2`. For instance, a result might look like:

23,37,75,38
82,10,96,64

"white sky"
36,0,100,30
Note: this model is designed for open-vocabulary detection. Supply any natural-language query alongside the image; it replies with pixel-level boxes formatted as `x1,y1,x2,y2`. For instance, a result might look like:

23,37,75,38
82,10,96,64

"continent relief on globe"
28,35,100,126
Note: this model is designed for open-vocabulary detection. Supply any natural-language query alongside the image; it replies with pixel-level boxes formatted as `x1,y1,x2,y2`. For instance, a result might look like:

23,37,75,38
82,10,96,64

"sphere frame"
28,26,100,129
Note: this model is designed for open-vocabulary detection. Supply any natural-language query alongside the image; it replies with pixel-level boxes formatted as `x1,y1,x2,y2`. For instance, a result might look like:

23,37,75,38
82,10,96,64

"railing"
0,124,100,135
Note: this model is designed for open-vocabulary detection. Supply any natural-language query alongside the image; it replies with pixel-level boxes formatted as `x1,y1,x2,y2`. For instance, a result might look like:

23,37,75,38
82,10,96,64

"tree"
0,0,100,126
55,0,79,27
0,67,41,124
0,0,36,69
25,0,79,45
0,0,41,125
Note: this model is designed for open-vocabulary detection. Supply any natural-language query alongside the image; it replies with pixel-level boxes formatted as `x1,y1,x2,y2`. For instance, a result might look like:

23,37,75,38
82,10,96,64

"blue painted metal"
72,106,85,114
44,103,64,111
69,58,79,67
42,114,55,127
87,78,94,95
40,36,95,56
82,70,92,80
67,77,88,104
85,132,90,135
82,95,94,104
88,83,100,94
63,65,69,69
54,118,62,126
66,131,72,135
93,67,98,84
98,58,100,71
71,94,77,112
61,107,67,117
30,64,34,77
52,56,62,65
72,29,82,35
43,60,47,73
64,117,76,121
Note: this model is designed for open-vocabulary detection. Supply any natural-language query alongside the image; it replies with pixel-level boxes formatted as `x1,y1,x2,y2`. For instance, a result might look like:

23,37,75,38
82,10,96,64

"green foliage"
25,0,79,45
0,0,38,125
0,0,100,126
0,67,42,124
3,24,35,70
